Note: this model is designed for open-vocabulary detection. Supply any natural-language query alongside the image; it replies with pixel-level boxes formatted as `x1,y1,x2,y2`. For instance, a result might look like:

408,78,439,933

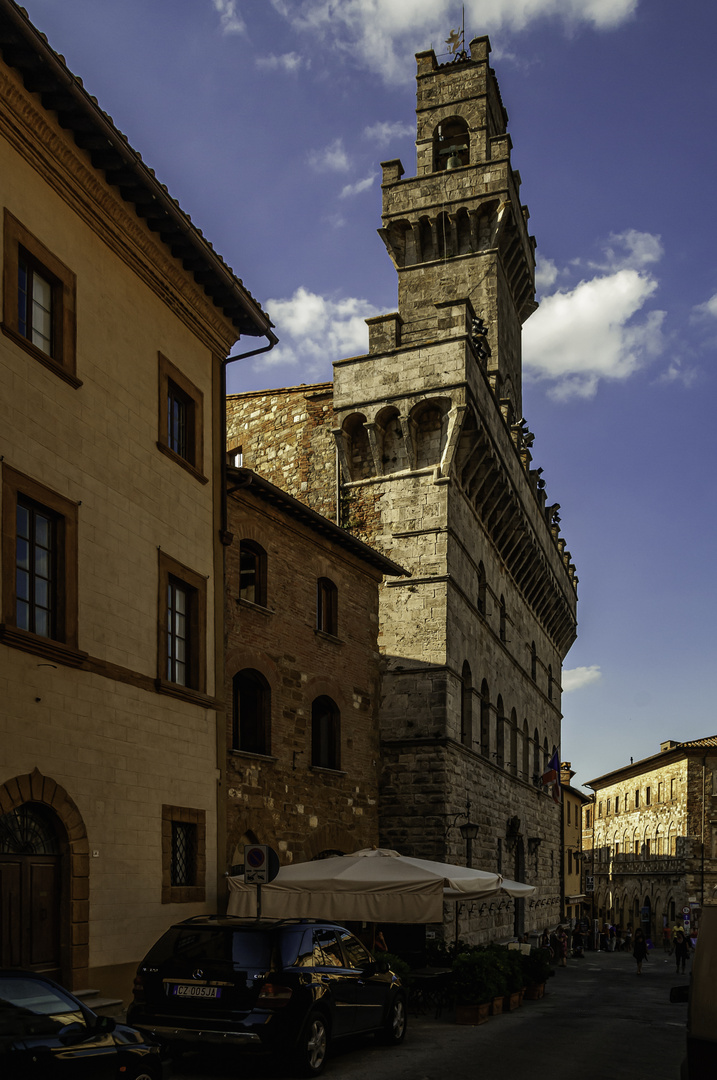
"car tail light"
132,972,144,997
257,982,293,1008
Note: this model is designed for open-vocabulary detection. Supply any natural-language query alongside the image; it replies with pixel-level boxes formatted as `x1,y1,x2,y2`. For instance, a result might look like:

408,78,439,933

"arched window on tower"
460,661,472,747
533,729,540,784
530,642,537,681
499,596,507,643
548,664,553,701
312,696,340,770
495,695,505,769
522,719,530,780
509,708,518,776
233,669,271,755
480,680,490,758
477,561,487,615
433,116,470,172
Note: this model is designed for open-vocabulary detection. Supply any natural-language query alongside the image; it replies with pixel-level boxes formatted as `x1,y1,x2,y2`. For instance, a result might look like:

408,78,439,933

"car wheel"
379,994,407,1045
293,1009,330,1076
122,1062,163,1080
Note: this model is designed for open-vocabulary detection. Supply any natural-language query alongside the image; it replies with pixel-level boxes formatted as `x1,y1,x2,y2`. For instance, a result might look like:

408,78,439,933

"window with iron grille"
162,805,205,903
171,821,198,886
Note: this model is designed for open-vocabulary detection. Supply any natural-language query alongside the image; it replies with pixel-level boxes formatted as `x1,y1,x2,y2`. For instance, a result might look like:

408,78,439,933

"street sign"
683,906,691,914
585,875,594,893
244,844,280,885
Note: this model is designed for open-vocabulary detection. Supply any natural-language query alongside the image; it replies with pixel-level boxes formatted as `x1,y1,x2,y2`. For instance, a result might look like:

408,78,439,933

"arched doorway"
641,895,653,942
0,802,62,980
0,769,88,989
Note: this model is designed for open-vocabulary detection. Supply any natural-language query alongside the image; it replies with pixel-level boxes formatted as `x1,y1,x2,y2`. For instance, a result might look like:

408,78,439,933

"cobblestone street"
165,948,688,1080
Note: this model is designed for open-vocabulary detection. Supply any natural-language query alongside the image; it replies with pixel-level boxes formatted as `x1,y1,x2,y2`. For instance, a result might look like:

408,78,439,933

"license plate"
172,984,222,998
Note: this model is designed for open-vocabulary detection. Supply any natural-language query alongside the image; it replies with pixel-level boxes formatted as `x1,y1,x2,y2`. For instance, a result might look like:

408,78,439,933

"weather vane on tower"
445,6,467,61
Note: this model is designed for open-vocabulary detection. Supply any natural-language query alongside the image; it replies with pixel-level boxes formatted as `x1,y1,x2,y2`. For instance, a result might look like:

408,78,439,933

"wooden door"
0,854,61,977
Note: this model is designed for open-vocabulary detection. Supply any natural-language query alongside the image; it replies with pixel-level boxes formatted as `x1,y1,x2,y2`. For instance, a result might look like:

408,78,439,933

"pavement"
165,947,689,1080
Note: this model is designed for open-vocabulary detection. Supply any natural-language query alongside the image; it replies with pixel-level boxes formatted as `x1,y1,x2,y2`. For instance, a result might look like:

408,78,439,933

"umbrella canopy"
227,848,535,923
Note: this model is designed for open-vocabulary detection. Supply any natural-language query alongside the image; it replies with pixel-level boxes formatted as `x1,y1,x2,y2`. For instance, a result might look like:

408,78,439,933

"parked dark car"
0,968,162,1080
127,915,407,1075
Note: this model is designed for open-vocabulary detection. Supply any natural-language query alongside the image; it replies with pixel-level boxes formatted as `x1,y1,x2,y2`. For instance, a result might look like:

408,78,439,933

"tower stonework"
226,39,578,939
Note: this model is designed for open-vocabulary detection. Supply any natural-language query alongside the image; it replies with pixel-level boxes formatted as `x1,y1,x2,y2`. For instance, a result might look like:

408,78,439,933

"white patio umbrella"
227,848,535,923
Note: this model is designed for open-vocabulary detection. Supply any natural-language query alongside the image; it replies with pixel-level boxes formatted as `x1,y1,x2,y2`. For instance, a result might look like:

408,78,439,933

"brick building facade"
583,737,717,940
224,467,405,872
227,38,578,943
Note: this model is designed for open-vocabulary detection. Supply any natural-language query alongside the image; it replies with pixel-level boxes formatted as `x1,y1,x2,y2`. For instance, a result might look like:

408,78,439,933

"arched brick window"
233,668,271,755
239,540,267,606
312,696,341,770
317,578,338,636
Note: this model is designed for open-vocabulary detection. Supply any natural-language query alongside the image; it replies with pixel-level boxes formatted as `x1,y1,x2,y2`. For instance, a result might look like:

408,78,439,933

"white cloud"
692,292,717,319
590,229,663,272
657,359,698,388
339,174,377,198
270,0,638,82
363,120,414,146
261,287,381,377
255,52,305,73
524,268,665,400
562,665,602,692
534,255,559,293
307,138,350,172
212,0,245,35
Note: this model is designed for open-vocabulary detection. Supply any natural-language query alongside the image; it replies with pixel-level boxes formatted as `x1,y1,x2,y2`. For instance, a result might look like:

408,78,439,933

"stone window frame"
157,352,207,484
156,551,207,703
161,804,206,904
2,209,79,387
0,465,84,666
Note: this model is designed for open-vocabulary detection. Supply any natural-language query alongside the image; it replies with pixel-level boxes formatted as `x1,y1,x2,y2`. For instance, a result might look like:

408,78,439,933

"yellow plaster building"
0,0,274,999
583,737,717,941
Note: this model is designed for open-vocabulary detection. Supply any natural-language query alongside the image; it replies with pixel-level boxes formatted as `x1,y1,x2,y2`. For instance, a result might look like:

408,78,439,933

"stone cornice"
0,65,237,355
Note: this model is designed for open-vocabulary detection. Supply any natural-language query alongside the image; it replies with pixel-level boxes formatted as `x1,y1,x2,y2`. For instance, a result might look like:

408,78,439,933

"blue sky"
21,0,717,789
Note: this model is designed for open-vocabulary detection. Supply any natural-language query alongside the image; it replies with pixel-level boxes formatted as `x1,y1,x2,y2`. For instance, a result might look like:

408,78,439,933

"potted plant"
452,949,502,1025
520,947,551,999
494,946,524,1010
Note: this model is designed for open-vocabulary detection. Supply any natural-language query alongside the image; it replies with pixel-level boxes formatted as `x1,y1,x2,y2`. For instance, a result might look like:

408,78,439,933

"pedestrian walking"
674,931,691,975
557,926,568,967
633,928,648,975
663,923,672,953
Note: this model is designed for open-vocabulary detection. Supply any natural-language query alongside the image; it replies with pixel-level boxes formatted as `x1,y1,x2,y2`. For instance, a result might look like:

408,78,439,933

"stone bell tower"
377,36,536,423
328,37,578,941
226,38,579,942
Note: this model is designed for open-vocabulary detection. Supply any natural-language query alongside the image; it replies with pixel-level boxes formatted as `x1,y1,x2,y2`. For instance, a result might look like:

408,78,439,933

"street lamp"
459,816,479,868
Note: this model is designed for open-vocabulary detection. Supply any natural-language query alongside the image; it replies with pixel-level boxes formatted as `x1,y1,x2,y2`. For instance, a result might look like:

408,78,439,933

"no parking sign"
244,844,279,884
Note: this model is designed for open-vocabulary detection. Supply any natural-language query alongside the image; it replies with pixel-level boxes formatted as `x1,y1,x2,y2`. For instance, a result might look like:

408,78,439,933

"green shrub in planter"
495,947,524,992
520,947,551,987
452,949,503,1006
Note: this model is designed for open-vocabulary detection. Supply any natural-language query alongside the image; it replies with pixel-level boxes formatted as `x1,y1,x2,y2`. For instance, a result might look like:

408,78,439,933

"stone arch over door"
0,768,88,990
302,824,357,862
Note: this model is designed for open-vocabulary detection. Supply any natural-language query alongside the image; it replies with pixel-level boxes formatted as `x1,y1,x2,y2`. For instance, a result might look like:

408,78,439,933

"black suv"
127,916,406,1075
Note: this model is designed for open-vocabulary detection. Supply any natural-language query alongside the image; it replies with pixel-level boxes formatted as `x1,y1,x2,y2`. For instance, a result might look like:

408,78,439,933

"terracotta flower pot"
503,991,521,1011
523,982,545,1000
491,995,504,1015
455,1002,490,1025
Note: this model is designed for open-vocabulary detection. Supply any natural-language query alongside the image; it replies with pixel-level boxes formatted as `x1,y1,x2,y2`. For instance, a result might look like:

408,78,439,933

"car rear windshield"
145,928,276,968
